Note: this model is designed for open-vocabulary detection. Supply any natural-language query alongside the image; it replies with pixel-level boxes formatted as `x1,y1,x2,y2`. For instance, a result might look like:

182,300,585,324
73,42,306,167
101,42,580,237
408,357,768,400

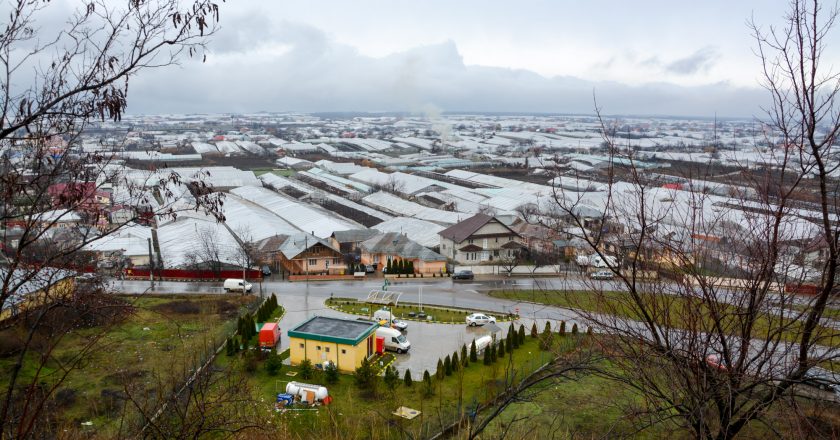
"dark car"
452,270,474,280
261,265,272,277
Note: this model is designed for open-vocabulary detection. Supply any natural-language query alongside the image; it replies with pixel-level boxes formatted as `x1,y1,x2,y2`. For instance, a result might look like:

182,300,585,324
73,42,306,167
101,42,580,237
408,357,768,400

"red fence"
125,268,262,281
785,283,820,295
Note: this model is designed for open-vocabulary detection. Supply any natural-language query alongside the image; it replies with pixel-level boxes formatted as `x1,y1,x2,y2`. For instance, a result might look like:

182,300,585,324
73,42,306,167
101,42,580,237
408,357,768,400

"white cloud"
128,21,768,117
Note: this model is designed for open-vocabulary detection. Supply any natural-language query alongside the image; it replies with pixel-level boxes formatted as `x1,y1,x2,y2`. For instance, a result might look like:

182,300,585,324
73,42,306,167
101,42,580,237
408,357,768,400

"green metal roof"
287,315,378,346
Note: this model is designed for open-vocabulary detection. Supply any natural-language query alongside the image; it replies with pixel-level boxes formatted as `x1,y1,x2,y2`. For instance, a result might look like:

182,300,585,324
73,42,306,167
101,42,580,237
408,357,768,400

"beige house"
438,213,523,264
257,232,346,275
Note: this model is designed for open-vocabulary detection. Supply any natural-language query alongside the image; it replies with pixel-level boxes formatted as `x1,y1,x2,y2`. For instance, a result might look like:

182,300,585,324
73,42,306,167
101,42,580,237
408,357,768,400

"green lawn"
489,289,840,345
0,294,257,436
325,297,517,324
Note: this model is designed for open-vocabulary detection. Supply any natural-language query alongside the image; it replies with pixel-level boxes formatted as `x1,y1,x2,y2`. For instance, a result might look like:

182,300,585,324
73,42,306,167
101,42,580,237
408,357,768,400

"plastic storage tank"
285,382,329,401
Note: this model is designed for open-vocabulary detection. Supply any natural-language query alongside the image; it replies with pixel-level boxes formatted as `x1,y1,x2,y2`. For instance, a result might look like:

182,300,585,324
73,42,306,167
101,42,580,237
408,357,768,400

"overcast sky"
123,1,828,117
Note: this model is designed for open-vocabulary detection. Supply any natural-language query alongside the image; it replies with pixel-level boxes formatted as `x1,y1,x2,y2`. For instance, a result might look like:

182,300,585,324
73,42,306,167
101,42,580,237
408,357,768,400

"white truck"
376,327,411,354
373,309,409,331
223,278,253,293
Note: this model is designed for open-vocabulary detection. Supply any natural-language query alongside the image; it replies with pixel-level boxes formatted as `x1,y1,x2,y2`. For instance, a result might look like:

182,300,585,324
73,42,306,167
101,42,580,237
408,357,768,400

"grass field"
325,297,516,324
0,294,258,437
215,330,577,439
252,168,295,177
489,289,840,345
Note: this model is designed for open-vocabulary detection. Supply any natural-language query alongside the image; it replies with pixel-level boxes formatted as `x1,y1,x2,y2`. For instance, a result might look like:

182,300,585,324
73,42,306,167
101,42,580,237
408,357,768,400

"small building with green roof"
287,316,378,372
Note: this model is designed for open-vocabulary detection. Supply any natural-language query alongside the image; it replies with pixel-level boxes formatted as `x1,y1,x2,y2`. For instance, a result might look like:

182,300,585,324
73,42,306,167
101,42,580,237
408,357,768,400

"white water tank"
285,381,329,401
473,335,492,353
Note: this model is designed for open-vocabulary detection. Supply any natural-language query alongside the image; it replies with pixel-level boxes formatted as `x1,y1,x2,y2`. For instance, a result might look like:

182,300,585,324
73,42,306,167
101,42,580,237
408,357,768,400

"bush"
451,351,460,371
436,359,445,380
225,337,235,356
324,362,339,384
587,327,593,336
490,342,497,363
518,324,526,344
559,321,566,336
243,350,258,373
404,369,413,387
422,370,434,396
531,322,538,338
354,357,378,392
384,366,400,391
265,352,282,376
540,321,553,351
470,340,478,363
497,340,506,357
572,323,579,335
299,359,314,380
444,355,452,376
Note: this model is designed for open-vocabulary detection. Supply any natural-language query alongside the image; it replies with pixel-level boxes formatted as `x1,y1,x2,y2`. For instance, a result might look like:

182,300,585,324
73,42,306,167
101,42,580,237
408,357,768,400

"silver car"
466,313,496,327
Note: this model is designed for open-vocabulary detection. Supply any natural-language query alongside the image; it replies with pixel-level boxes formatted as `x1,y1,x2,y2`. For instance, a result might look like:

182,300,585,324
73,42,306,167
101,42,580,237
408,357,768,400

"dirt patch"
152,299,201,315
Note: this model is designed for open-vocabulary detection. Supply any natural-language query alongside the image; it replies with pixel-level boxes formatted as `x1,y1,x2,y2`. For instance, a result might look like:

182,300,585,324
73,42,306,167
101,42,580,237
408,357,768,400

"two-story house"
438,213,523,264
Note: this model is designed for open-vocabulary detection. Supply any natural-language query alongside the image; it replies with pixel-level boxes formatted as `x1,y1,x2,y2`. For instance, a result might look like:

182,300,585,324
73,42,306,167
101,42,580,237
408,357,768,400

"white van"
376,327,411,354
373,309,408,331
223,278,252,293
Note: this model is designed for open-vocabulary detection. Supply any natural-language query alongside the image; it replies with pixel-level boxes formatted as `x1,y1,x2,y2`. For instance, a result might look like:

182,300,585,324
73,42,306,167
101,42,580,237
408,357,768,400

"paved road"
111,277,586,376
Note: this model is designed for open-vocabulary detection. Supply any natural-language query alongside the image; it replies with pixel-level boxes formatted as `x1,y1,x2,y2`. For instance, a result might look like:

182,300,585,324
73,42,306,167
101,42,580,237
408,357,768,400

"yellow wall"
289,334,374,373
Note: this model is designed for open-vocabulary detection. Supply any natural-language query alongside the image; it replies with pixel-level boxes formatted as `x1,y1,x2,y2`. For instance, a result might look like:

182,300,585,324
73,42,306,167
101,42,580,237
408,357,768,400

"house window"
468,239,474,244
332,258,340,265
341,349,346,354
299,343,304,348
309,259,317,265
316,345,321,350
495,237,498,243
325,347,330,353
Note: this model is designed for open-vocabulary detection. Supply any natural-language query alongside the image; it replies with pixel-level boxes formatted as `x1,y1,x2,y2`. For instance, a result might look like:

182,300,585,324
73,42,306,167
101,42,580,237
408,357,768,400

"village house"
358,231,447,274
256,232,346,275
438,213,524,265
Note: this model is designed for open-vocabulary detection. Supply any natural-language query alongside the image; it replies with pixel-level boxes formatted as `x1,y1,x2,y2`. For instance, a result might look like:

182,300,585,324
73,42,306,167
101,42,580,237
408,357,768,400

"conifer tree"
461,344,469,367
436,359,445,380
404,369,413,387
444,355,452,376
531,322,538,338
470,340,478,363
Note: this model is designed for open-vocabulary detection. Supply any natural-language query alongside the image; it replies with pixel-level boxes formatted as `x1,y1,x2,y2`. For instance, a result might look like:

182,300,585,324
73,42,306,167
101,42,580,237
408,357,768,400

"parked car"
261,265,272,277
373,309,409,331
453,270,475,280
466,313,496,327
223,278,253,293
590,270,614,280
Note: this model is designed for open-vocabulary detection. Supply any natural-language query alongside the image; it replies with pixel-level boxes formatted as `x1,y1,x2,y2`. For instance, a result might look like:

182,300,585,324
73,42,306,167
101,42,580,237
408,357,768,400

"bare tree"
0,1,224,437
193,225,224,279
528,1,840,437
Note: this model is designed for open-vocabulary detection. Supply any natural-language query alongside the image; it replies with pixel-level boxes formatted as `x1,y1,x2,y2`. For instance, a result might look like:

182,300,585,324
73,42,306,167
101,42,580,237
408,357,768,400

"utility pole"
147,237,155,290
305,235,309,284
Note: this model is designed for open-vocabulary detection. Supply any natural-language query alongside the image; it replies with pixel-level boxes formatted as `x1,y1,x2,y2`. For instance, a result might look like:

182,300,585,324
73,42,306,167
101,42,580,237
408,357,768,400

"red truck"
259,322,280,350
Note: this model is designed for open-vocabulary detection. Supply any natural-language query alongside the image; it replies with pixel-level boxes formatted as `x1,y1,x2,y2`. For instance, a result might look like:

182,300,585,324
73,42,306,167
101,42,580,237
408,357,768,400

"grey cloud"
127,23,765,117
665,47,719,75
